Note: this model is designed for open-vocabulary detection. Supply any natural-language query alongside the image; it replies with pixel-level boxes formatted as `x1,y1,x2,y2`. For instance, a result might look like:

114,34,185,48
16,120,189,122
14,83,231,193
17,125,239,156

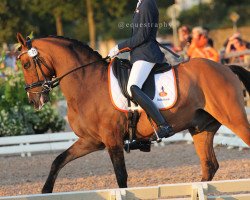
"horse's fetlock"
202,160,218,180
214,162,219,172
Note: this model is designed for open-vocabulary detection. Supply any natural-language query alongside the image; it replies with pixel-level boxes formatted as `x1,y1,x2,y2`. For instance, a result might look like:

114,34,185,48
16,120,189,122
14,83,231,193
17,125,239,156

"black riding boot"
130,85,174,140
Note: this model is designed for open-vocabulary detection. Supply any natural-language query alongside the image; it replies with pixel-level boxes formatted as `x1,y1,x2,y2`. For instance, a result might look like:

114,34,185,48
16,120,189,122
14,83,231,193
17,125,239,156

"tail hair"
229,65,250,94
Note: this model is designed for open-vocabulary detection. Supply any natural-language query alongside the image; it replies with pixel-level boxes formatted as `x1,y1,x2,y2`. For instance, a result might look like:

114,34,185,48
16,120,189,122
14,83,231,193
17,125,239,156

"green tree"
0,0,176,44
28,0,80,36
92,0,174,40
86,0,96,48
179,0,250,29
0,0,38,43
0,69,65,136
92,0,127,40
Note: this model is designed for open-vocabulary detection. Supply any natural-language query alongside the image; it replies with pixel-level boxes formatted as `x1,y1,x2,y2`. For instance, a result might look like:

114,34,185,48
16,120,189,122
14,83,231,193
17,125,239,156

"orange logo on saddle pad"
159,86,167,97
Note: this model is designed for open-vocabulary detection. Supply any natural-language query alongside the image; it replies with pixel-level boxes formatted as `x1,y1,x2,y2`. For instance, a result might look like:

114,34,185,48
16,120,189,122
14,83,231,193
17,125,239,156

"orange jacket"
187,44,219,62
203,46,219,62
187,35,219,62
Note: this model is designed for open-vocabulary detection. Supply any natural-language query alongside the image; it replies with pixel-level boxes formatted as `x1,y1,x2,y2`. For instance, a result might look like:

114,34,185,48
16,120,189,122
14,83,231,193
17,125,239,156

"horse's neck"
54,56,108,107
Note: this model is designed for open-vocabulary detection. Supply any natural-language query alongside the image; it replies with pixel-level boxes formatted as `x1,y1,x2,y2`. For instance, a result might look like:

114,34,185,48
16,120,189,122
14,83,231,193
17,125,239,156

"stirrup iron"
147,115,162,143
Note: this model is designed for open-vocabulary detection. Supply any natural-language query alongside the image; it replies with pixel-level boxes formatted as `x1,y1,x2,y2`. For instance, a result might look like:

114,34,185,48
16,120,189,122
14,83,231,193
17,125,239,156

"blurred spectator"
203,27,214,48
187,26,219,62
0,46,18,72
175,25,192,52
223,32,241,50
225,34,249,64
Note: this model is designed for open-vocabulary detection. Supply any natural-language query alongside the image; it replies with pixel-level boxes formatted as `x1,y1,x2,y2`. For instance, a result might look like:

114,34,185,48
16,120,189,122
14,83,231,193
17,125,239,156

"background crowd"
174,25,250,65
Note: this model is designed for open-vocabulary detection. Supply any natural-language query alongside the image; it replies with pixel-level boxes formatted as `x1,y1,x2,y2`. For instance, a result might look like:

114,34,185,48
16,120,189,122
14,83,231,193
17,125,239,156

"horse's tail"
229,65,250,94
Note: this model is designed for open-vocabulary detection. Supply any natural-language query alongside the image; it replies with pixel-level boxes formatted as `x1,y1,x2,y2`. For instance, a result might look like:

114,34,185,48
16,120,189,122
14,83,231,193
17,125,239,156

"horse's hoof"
41,187,52,194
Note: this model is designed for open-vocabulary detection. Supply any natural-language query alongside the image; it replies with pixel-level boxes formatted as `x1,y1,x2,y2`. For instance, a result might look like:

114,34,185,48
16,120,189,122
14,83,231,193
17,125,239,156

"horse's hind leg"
42,138,104,193
192,129,219,181
204,71,250,146
210,107,250,146
220,111,250,146
189,111,221,181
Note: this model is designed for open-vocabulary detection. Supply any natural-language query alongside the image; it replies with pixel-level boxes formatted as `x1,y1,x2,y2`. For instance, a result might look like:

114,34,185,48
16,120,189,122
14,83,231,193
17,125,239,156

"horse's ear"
16,33,26,47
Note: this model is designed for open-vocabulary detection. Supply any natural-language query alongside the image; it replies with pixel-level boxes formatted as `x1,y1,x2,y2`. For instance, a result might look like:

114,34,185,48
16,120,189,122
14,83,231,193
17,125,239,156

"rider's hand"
108,45,119,58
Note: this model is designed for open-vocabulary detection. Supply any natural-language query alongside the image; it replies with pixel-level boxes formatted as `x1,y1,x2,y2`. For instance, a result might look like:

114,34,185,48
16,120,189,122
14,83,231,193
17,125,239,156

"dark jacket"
118,0,165,64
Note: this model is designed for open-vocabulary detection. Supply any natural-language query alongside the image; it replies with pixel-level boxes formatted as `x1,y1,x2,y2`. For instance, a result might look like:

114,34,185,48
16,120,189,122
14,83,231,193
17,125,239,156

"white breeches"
127,60,155,97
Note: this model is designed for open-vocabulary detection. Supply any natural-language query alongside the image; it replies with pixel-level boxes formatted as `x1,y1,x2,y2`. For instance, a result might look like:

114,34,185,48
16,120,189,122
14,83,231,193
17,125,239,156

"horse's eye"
23,62,30,69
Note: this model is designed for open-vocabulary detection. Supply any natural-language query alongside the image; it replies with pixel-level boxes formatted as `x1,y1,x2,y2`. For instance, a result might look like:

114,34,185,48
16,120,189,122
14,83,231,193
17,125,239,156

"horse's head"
16,33,54,110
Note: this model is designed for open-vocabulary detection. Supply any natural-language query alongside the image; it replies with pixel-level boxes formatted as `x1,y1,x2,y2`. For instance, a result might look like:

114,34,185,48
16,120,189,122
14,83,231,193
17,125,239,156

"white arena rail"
157,125,249,150
0,179,249,200
0,127,248,157
0,132,78,157
0,108,249,157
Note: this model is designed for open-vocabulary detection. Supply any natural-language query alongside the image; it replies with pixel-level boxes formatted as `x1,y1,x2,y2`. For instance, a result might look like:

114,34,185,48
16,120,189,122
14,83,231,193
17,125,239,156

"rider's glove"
108,45,119,58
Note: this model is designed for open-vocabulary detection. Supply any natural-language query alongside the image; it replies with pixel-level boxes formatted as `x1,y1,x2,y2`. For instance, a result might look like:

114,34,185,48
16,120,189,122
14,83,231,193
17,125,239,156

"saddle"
110,57,173,153
111,57,172,101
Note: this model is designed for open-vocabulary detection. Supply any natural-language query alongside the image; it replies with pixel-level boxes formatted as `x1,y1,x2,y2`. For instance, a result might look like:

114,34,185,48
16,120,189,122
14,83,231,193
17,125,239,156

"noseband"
18,38,109,95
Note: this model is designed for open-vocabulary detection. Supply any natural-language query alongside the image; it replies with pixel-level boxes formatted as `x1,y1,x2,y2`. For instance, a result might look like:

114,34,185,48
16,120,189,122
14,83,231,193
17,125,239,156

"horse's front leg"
103,127,128,188
42,137,104,193
108,146,128,188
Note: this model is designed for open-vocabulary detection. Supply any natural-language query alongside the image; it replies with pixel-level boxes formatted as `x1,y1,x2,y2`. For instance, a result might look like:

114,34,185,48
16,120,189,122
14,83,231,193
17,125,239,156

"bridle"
17,38,109,95
17,39,56,94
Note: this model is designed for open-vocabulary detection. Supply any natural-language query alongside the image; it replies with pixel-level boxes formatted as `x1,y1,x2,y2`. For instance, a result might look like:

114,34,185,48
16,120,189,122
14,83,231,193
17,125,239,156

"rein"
50,56,109,88
18,38,109,94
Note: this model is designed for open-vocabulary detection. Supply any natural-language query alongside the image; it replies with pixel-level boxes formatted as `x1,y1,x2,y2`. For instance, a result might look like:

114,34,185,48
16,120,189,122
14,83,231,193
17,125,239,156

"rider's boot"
130,85,174,140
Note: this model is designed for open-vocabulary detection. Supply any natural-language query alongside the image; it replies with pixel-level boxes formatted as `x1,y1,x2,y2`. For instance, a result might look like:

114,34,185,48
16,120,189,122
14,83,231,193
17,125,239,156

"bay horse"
16,33,250,193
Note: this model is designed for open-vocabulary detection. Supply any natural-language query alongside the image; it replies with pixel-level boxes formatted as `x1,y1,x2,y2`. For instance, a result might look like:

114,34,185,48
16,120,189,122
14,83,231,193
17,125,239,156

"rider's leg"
127,60,154,97
127,60,174,139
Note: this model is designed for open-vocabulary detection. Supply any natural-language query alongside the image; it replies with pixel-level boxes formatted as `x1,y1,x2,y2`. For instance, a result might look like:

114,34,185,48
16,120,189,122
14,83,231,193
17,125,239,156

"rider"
108,0,174,139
